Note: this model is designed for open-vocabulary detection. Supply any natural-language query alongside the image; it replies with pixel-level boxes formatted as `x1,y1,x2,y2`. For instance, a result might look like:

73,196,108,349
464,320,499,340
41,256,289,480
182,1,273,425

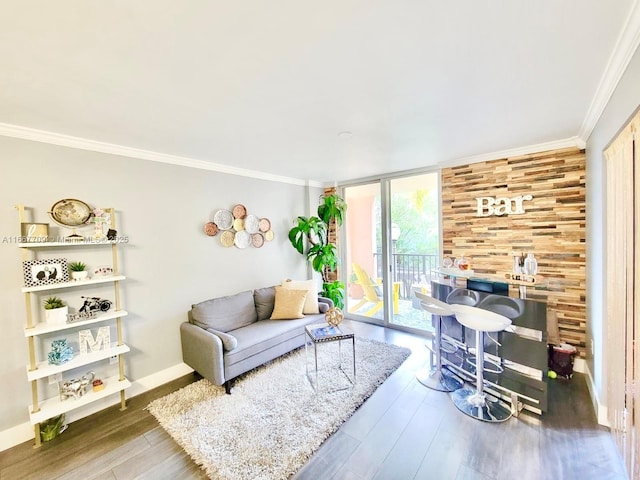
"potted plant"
43,296,68,324
69,261,88,281
288,193,347,309
40,414,67,442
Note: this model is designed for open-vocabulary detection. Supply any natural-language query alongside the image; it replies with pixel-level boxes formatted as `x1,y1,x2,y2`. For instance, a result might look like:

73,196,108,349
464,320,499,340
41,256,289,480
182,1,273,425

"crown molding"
0,122,323,187
438,136,585,169
579,0,640,141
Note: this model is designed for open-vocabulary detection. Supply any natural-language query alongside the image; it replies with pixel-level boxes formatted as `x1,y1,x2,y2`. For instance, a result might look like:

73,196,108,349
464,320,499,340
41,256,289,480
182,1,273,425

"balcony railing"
373,253,440,299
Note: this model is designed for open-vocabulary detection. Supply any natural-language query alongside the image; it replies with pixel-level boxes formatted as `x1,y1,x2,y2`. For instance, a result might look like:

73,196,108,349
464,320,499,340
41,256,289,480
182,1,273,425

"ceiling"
1,1,638,184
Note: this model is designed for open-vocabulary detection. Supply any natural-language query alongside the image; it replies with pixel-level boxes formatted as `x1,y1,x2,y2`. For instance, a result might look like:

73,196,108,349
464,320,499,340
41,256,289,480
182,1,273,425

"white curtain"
604,109,639,478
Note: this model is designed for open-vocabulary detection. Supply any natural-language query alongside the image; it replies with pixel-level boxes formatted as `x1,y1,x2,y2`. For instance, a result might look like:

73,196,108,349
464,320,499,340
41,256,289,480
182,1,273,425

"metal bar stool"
414,292,463,392
449,304,513,422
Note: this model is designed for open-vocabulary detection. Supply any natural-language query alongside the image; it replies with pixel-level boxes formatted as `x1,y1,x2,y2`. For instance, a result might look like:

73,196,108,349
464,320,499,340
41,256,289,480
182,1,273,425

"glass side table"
304,323,356,393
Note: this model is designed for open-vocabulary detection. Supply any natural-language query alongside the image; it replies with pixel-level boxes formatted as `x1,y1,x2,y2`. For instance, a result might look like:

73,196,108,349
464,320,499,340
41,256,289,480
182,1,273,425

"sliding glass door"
388,173,440,330
344,182,385,324
343,172,440,332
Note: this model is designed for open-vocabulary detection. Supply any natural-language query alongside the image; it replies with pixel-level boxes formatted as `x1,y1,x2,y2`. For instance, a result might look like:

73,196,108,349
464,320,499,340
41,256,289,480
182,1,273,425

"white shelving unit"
16,205,130,447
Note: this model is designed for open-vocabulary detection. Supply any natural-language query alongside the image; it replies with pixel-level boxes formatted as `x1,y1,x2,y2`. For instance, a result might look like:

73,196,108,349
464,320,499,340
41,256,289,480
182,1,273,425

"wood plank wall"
441,147,586,356
324,186,338,282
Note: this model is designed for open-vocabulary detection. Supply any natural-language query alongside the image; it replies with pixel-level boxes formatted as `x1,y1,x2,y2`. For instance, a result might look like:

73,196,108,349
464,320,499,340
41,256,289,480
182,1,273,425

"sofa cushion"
281,279,319,314
270,286,307,320
254,286,276,321
205,328,238,351
225,316,319,365
191,290,257,332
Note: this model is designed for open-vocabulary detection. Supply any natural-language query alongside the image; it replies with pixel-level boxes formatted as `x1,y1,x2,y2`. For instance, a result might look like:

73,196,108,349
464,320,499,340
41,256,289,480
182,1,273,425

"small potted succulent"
43,296,68,324
40,414,67,442
69,261,88,281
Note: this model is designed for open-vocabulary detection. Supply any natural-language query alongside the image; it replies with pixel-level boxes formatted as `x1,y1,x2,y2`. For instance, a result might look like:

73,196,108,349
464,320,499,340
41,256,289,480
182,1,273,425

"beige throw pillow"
270,286,308,320
281,279,319,314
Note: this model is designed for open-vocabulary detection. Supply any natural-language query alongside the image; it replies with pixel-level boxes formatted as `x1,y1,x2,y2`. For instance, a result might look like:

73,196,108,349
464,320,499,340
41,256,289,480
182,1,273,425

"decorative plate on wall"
220,230,235,247
234,230,251,249
265,230,275,241
233,218,245,232
204,222,219,236
251,233,265,248
214,210,233,230
258,218,271,233
244,214,259,234
232,204,247,219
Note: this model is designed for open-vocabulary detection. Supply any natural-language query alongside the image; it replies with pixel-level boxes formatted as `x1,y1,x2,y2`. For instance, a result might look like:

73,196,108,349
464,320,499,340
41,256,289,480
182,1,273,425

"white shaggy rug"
147,337,411,480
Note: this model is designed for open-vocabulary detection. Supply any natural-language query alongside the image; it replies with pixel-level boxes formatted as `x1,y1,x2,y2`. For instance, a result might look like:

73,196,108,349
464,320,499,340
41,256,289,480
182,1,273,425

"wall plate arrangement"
203,204,274,249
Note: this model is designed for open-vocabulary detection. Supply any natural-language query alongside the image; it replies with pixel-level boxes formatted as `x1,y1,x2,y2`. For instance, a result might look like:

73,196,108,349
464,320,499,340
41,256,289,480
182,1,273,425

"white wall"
0,135,317,443
586,43,640,419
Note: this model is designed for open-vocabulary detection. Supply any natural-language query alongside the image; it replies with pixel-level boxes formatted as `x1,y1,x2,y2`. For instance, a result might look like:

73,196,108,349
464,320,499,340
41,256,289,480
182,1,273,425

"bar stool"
414,292,462,392
449,304,513,422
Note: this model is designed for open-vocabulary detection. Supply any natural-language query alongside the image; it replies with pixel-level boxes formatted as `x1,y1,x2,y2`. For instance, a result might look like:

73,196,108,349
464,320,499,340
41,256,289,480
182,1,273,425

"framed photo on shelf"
20,222,49,242
23,258,69,288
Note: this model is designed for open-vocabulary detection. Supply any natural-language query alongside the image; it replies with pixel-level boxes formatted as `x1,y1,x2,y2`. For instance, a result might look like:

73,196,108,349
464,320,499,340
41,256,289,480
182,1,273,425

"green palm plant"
288,193,347,308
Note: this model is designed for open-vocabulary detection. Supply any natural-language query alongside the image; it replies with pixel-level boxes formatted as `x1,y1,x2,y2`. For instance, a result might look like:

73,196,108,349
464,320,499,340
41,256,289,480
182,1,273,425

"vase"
71,271,88,281
44,306,69,324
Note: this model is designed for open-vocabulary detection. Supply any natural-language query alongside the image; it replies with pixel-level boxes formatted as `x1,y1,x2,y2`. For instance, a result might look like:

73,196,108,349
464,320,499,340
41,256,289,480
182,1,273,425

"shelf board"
24,310,128,337
19,240,119,248
29,375,131,425
22,275,125,293
27,344,130,381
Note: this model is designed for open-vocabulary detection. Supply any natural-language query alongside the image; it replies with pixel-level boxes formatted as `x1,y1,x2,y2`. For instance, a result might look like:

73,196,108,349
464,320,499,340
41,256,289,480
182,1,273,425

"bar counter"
431,279,549,414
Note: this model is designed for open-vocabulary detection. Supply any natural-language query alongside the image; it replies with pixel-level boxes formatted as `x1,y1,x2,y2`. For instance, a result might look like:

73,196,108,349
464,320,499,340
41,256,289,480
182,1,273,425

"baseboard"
0,362,194,452
580,360,610,427
574,357,586,374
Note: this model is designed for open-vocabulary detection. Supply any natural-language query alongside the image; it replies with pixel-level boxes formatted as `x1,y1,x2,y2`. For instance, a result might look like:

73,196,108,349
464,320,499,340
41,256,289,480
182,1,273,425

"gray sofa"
180,286,333,393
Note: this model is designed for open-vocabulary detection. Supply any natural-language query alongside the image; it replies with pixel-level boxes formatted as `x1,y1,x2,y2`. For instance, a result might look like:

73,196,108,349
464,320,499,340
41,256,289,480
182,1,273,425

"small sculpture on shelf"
66,310,97,323
79,296,112,314
48,339,74,365
89,208,109,240
325,307,344,327
58,371,95,401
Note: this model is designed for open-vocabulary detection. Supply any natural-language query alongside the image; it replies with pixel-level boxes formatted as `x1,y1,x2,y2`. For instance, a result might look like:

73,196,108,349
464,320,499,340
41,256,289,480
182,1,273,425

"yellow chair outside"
349,263,399,317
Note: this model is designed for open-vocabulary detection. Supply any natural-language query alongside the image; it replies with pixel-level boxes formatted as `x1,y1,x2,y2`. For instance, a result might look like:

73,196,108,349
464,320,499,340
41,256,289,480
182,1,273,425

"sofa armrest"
180,322,226,386
318,296,334,309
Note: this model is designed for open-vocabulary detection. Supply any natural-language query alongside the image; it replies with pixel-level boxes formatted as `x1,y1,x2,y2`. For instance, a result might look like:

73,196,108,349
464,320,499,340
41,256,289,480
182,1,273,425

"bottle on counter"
523,253,538,276
457,256,471,271
512,253,522,274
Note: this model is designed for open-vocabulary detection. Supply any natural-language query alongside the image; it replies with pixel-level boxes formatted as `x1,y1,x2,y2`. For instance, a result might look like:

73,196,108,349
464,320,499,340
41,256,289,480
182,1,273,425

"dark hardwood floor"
0,320,628,480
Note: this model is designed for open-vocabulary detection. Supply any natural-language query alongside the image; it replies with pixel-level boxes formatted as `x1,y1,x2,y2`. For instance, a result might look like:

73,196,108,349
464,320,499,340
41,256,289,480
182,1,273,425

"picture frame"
23,258,69,288
20,223,49,242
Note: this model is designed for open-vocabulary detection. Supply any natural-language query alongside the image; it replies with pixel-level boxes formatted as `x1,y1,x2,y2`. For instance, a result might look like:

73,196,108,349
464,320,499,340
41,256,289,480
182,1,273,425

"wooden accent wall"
324,186,338,282
441,147,586,356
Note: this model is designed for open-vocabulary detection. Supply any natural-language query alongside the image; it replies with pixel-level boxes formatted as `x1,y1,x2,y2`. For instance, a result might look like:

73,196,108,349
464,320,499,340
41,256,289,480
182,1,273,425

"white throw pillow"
281,279,319,314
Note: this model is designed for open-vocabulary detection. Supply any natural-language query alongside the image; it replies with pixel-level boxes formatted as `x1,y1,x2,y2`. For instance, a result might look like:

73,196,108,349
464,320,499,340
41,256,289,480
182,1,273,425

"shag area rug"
147,337,411,480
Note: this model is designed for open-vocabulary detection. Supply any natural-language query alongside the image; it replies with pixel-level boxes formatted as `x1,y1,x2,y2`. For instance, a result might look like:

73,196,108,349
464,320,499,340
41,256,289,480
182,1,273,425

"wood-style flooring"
0,320,628,480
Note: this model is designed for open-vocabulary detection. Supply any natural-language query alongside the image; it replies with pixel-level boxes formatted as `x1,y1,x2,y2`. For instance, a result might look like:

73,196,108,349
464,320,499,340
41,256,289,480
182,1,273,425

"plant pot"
40,415,67,442
45,306,68,324
71,271,88,281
